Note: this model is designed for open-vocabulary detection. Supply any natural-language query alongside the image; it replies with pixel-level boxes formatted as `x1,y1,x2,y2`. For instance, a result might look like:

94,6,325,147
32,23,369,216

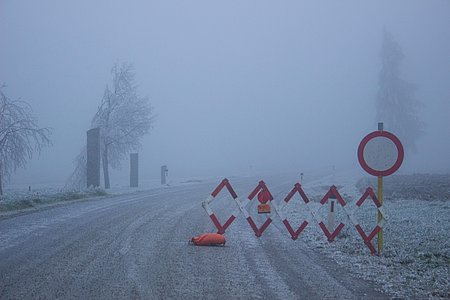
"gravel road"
0,176,388,299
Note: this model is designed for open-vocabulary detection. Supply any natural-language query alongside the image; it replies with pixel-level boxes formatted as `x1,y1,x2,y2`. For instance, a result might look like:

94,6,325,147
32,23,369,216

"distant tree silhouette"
92,63,154,189
376,29,424,153
68,63,154,190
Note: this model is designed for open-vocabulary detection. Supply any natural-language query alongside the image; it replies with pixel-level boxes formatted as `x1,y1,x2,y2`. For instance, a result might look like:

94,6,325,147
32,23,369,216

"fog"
1,1,449,187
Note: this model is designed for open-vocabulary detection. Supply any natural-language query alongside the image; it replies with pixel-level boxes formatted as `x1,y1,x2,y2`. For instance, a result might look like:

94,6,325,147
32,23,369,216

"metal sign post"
357,122,404,254
377,175,383,253
328,199,336,232
377,122,383,253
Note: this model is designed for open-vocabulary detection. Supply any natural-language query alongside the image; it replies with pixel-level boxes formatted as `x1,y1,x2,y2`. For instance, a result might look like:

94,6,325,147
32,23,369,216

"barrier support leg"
377,176,383,254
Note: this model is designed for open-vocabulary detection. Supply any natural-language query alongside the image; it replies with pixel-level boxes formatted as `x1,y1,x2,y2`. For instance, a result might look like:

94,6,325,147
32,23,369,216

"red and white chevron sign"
202,178,239,234
202,178,385,255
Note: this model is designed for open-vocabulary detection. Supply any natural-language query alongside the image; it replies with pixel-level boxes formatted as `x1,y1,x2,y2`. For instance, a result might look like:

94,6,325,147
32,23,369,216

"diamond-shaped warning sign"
202,178,239,234
245,181,274,237
282,183,310,240
316,186,346,242
353,187,383,255
201,178,389,255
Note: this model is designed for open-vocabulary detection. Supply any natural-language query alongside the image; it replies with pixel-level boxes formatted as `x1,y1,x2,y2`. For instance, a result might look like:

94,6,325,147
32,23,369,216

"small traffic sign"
358,125,403,254
257,190,271,203
257,203,271,214
358,130,404,177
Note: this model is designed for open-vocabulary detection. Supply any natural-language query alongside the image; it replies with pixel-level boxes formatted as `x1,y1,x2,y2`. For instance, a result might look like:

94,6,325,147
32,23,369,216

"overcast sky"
1,0,449,187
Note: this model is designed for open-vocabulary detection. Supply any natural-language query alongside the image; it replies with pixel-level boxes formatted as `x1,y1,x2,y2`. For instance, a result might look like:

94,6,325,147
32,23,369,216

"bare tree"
376,29,424,153
65,146,87,190
91,63,154,188
0,86,52,195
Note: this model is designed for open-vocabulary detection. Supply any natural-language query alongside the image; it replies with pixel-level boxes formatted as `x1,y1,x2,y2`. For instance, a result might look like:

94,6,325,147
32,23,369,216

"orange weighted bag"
189,233,226,246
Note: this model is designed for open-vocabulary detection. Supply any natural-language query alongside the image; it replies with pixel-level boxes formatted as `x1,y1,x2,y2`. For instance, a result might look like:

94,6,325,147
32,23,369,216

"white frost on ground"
0,176,217,212
285,170,450,299
2,172,449,298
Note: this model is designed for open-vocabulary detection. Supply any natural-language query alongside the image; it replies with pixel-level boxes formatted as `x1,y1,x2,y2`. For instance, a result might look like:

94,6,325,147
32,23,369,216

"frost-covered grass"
357,174,450,202
0,176,210,213
0,187,107,212
289,172,450,299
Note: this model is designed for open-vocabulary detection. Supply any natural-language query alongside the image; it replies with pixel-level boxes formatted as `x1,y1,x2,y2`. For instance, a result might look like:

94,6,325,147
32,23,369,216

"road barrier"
202,178,386,255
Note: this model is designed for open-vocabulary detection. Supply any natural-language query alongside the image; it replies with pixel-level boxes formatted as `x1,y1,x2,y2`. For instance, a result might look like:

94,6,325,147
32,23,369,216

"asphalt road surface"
0,176,388,299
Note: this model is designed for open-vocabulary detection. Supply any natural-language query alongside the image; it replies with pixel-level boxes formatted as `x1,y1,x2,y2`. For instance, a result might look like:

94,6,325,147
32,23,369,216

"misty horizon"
1,0,449,188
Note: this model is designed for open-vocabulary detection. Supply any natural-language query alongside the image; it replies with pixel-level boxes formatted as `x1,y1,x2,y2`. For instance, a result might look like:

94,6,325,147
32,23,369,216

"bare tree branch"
65,146,87,190
0,87,52,195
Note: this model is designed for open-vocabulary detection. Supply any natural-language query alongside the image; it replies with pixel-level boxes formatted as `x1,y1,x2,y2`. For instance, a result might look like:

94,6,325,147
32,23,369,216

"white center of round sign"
363,136,397,171
357,130,404,177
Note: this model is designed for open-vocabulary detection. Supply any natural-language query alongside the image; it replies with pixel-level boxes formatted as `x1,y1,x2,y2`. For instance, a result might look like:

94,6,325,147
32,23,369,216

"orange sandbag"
190,233,226,246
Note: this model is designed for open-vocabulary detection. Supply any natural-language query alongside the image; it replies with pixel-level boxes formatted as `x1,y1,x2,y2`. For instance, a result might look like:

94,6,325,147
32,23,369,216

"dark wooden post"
87,128,101,188
130,153,138,187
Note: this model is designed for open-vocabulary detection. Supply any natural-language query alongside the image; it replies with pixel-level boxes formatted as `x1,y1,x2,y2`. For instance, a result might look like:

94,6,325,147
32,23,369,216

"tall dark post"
87,128,101,188
0,171,3,196
130,153,139,188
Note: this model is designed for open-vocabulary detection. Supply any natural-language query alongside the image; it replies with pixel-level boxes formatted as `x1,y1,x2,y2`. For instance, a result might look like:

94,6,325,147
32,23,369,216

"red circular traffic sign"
358,130,404,177
257,190,271,203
